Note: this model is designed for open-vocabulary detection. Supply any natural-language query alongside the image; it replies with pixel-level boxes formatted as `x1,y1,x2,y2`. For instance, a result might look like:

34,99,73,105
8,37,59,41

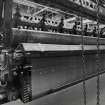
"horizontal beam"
17,43,105,52
32,7,48,16
12,28,105,47
13,0,46,8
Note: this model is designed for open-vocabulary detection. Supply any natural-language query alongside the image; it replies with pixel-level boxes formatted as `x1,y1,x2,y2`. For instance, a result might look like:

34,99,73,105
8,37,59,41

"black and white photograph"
0,0,105,105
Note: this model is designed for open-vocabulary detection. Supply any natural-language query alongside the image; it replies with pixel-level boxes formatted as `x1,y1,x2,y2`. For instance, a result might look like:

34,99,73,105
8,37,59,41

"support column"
3,0,13,47
0,0,3,28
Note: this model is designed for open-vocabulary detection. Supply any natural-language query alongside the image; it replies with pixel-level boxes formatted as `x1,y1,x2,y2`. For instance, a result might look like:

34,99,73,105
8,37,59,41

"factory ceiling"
13,0,77,22
13,0,105,26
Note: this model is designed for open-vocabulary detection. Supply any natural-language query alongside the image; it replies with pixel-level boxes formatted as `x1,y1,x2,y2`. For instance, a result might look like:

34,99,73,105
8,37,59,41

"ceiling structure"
13,0,105,29
13,0,73,19
13,0,79,29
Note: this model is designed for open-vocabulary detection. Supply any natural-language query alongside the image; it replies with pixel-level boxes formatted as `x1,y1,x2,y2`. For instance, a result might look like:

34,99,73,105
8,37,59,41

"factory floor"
3,73,105,105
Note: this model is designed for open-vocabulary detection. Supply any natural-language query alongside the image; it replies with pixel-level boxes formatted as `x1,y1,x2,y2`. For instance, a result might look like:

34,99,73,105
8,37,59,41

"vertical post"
0,0,3,29
96,0,100,105
3,0,13,47
80,0,87,105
